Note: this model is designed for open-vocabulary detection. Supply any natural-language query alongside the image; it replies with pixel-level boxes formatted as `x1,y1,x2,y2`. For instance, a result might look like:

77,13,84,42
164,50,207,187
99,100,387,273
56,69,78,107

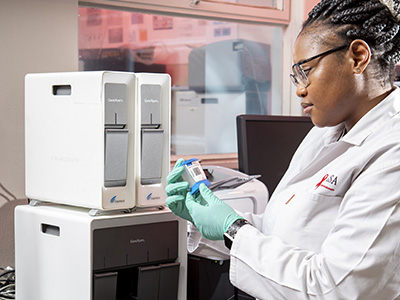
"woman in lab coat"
166,0,400,299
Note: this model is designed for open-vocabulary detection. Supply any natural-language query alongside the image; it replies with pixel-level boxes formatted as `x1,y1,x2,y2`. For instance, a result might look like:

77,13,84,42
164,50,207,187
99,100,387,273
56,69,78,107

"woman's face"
293,30,364,129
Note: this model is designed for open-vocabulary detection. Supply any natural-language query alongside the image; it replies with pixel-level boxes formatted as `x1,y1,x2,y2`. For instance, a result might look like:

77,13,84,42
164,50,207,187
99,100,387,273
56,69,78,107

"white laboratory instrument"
19,71,187,300
171,90,245,155
25,71,171,211
15,204,187,300
187,165,268,261
209,165,268,214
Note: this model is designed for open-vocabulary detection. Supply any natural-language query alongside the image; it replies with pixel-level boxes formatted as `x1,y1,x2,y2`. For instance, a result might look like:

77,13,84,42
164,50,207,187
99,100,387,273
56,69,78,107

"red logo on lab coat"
315,174,337,191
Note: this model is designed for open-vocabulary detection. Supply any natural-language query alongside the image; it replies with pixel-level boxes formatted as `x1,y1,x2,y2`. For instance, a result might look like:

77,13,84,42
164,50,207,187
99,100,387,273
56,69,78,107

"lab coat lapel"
288,140,350,186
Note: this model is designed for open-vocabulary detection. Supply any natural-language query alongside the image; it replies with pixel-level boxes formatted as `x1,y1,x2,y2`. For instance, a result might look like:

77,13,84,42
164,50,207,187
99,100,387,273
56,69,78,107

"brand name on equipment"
110,195,125,203
144,98,159,104
130,238,146,244
50,156,79,163
107,98,124,103
146,193,161,201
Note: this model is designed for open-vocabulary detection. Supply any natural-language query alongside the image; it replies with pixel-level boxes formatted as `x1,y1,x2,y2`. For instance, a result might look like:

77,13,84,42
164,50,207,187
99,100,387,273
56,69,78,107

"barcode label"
193,167,202,176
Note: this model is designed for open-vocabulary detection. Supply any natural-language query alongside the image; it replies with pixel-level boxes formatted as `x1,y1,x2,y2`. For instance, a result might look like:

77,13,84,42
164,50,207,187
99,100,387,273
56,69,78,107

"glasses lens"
290,74,298,86
293,64,308,87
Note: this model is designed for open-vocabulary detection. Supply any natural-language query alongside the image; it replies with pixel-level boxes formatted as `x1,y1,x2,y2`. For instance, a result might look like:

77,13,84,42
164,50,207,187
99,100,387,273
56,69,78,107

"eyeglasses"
290,44,348,87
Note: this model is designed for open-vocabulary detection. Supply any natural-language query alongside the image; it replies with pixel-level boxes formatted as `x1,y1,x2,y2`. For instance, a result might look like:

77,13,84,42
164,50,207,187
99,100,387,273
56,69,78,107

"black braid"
335,0,360,11
302,0,400,83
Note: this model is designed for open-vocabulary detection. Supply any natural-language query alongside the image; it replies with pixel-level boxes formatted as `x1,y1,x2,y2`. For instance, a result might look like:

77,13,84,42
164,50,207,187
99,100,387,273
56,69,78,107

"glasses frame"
290,44,349,87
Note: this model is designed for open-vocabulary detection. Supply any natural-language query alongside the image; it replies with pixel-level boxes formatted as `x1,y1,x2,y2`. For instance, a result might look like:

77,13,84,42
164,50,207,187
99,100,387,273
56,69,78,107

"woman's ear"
349,39,371,74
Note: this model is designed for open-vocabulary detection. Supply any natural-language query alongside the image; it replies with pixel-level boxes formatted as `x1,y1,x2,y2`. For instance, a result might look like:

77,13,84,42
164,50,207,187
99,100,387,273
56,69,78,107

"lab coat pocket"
276,191,343,251
300,191,342,225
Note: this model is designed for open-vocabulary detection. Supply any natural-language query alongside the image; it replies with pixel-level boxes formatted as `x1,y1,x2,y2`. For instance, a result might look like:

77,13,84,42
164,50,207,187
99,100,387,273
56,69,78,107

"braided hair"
302,0,400,83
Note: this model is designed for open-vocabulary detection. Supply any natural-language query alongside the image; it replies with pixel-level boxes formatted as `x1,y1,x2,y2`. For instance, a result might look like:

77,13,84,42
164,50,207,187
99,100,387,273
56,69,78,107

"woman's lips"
301,102,313,115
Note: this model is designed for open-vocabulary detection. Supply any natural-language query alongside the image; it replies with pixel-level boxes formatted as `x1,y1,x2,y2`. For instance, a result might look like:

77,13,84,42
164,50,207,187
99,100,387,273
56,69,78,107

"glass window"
79,7,283,156
199,0,277,9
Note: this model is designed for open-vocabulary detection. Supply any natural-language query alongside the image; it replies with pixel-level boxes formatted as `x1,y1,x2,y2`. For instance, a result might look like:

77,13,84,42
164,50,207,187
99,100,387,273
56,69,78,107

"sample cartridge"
180,158,210,195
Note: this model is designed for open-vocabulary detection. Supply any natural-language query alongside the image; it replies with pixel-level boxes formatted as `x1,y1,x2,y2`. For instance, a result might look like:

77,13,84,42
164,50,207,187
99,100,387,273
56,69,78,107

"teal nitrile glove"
165,158,192,223
186,183,243,240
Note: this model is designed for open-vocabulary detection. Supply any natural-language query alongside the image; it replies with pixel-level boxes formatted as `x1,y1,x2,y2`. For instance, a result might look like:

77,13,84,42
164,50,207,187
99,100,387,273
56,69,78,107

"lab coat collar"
337,87,400,146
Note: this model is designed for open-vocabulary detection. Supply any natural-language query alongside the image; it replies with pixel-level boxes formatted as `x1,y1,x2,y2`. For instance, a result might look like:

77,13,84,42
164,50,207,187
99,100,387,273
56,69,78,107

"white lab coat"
190,87,400,299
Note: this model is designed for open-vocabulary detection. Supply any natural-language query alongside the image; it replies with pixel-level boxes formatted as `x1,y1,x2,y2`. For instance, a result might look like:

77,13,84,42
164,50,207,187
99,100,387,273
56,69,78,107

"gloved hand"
186,183,243,240
165,158,192,223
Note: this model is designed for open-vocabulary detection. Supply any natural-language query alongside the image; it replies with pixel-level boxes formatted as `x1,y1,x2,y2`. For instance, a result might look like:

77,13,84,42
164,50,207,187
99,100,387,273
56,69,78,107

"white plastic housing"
15,204,187,300
25,71,171,210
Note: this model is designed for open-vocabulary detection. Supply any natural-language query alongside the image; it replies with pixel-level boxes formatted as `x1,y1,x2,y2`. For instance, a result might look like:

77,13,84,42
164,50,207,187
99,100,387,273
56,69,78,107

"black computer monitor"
237,115,314,195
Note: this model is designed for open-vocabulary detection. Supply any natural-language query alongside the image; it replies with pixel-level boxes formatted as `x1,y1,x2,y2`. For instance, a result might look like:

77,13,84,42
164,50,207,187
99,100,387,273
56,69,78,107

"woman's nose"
296,84,308,98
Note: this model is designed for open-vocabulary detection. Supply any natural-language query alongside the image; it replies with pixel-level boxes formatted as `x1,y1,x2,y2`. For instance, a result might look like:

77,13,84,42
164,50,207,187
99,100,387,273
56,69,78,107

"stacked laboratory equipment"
15,71,187,300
